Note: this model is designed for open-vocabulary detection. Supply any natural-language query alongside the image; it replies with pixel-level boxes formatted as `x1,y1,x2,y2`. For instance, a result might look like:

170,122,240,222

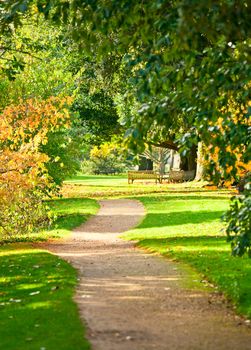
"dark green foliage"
40,130,81,186
225,184,251,257
74,88,120,145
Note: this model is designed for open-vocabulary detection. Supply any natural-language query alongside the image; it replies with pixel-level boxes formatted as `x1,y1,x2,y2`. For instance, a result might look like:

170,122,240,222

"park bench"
128,170,161,184
168,169,195,182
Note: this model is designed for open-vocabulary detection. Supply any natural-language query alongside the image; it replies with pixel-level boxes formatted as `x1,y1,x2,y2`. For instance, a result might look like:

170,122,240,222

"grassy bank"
122,193,251,319
0,244,90,350
0,197,99,349
1,197,99,244
2,172,249,349
62,173,222,198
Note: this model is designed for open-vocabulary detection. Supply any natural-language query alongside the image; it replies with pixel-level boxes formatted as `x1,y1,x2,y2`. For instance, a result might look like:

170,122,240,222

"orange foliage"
0,97,72,190
206,100,251,187
0,97,72,236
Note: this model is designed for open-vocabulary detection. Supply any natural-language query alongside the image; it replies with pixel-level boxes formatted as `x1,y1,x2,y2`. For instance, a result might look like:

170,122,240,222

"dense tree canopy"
0,0,250,253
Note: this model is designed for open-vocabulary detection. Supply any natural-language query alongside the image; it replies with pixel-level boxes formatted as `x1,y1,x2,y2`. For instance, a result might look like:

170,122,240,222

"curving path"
47,199,251,350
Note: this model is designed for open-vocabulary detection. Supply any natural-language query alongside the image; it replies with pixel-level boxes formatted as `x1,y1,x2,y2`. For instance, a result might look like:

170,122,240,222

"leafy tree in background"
0,1,250,254
56,0,250,255
86,142,128,175
0,9,83,237
143,146,171,176
73,86,121,145
0,12,82,186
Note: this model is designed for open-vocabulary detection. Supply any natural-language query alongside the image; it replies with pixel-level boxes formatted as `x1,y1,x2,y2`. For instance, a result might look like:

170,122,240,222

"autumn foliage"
206,100,251,188
204,100,251,256
0,97,72,237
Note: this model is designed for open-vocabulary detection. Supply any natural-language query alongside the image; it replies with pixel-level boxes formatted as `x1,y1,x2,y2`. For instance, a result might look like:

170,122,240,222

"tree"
88,142,128,175
0,12,83,185
73,87,121,145
0,97,72,237
52,0,249,255
143,146,170,175
0,1,250,254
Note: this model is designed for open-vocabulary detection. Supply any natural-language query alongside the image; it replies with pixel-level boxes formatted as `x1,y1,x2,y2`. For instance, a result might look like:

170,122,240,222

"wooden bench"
168,170,195,183
128,171,161,184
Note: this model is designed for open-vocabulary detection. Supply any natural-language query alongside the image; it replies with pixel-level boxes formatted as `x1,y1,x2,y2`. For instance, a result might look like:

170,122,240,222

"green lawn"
1,197,99,244
1,173,250,348
122,193,251,319
0,197,99,350
63,173,230,198
0,245,90,350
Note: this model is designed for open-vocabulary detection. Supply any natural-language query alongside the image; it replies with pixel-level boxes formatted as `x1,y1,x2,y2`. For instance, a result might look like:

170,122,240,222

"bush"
0,190,54,239
225,176,251,256
80,160,95,174
82,142,128,175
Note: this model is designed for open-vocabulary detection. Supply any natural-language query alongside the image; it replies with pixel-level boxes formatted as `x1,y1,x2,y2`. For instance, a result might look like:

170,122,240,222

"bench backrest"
128,171,159,179
169,170,195,181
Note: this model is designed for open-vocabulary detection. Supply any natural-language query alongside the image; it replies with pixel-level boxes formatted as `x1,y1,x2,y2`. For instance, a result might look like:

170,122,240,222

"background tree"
0,0,250,253
50,0,250,254
143,146,171,176
85,142,129,175
0,12,83,185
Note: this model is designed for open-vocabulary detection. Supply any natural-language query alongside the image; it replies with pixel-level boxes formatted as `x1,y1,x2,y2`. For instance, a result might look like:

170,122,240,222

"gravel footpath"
46,199,251,350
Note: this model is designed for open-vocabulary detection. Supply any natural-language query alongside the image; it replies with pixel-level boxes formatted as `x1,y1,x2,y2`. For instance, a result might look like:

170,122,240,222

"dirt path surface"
47,199,251,350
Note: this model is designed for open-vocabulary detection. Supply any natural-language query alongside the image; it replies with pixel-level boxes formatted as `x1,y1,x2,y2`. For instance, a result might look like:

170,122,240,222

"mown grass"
122,193,251,319
0,245,90,350
0,197,99,350
1,197,99,244
63,173,232,198
1,173,248,349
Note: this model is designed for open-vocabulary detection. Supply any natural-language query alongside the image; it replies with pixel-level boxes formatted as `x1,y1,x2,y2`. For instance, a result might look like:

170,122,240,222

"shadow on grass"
50,214,86,231
1,197,98,245
0,248,90,350
0,215,87,245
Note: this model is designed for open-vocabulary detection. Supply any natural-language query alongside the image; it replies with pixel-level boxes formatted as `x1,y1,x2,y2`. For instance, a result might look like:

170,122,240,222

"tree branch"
0,46,42,60
148,140,179,151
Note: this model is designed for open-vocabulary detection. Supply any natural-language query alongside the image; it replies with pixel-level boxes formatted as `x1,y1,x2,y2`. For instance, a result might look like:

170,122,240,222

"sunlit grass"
0,196,99,349
122,194,251,319
0,244,90,350
1,173,245,349
63,173,233,198
1,197,99,244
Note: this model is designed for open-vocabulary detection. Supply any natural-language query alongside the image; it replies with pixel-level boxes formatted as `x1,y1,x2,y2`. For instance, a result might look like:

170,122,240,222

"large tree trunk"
195,142,206,180
139,156,153,170
188,144,197,171
180,144,197,172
